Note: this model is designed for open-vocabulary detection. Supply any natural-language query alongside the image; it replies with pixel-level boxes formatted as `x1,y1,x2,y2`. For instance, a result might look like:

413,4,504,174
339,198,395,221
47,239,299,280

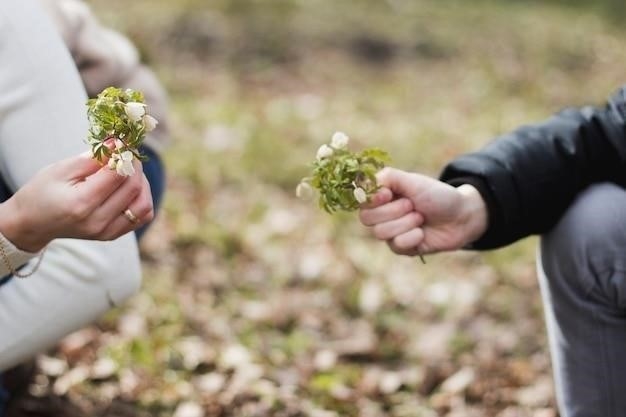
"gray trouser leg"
539,183,626,417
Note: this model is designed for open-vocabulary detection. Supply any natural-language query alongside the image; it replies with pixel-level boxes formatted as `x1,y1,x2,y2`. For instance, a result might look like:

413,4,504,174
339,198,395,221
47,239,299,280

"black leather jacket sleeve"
440,86,626,250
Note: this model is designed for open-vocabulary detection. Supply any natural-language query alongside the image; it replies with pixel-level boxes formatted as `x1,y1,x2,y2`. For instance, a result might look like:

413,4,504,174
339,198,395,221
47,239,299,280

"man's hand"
359,167,488,256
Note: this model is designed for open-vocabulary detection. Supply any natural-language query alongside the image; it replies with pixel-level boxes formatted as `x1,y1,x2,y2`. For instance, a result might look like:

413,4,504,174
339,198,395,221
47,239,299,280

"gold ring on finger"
123,208,139,223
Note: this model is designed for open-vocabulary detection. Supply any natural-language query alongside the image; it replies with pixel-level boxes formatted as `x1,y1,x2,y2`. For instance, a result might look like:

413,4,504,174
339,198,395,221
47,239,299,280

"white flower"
121,150,134,161
316,144,334,160
143,114,158,132
124,102,146,122
107,157,117,170
330,131,349,149
353,187,367,204
115,151,135,176
296,182,314,200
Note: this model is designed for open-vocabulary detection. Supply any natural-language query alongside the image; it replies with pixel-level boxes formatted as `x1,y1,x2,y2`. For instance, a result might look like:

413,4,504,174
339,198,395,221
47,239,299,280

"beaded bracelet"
0,233,46,278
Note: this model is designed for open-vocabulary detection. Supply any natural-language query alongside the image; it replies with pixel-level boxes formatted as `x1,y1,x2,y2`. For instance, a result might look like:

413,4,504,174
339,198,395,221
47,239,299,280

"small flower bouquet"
297,132,390,213
86,87,158,176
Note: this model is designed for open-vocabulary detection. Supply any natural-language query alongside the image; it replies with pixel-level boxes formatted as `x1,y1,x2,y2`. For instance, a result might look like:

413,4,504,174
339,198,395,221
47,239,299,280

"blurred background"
22,0,626,416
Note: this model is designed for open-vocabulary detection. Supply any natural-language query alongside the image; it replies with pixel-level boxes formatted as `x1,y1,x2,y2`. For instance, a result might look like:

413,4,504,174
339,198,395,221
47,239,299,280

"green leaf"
86,86,154,166
301,137,391,213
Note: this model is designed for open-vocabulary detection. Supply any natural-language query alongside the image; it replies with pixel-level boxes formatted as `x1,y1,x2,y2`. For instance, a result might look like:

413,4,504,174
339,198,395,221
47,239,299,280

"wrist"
456,183,488,247
0,199,49,253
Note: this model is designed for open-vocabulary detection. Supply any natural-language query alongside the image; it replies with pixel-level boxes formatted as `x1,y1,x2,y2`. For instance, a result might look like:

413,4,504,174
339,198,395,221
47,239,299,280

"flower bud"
330,131,349,149
116,158,135,176
353,187,367,204
316,144,334,160
124,102,146,122
120,150,134,161
114,150,136,176
296,182,314,200
143,114,158,132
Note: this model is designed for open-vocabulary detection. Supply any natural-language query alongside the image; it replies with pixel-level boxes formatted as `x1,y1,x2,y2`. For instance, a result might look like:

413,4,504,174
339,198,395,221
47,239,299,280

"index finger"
359,195,414,226
75,166,129,206
361,186,393,209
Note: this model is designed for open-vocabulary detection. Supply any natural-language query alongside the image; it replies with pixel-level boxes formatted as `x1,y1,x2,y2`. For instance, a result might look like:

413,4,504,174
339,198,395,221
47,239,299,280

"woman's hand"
0,152,154,252
359,167,488,256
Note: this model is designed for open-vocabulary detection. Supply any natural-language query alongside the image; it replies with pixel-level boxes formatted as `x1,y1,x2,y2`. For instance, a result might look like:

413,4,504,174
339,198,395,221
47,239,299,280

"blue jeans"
538,183,626,417
135,146,166,240
0,374,6,417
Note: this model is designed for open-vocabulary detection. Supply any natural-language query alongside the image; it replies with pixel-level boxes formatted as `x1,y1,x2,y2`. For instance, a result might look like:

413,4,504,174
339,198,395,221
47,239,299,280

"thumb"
375,167,423,199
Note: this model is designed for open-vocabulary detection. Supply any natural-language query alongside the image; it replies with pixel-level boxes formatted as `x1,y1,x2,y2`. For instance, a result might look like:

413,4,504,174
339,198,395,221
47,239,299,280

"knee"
541,183,626,308
54,234,143,306
99,234,143,306
99,238,143,306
